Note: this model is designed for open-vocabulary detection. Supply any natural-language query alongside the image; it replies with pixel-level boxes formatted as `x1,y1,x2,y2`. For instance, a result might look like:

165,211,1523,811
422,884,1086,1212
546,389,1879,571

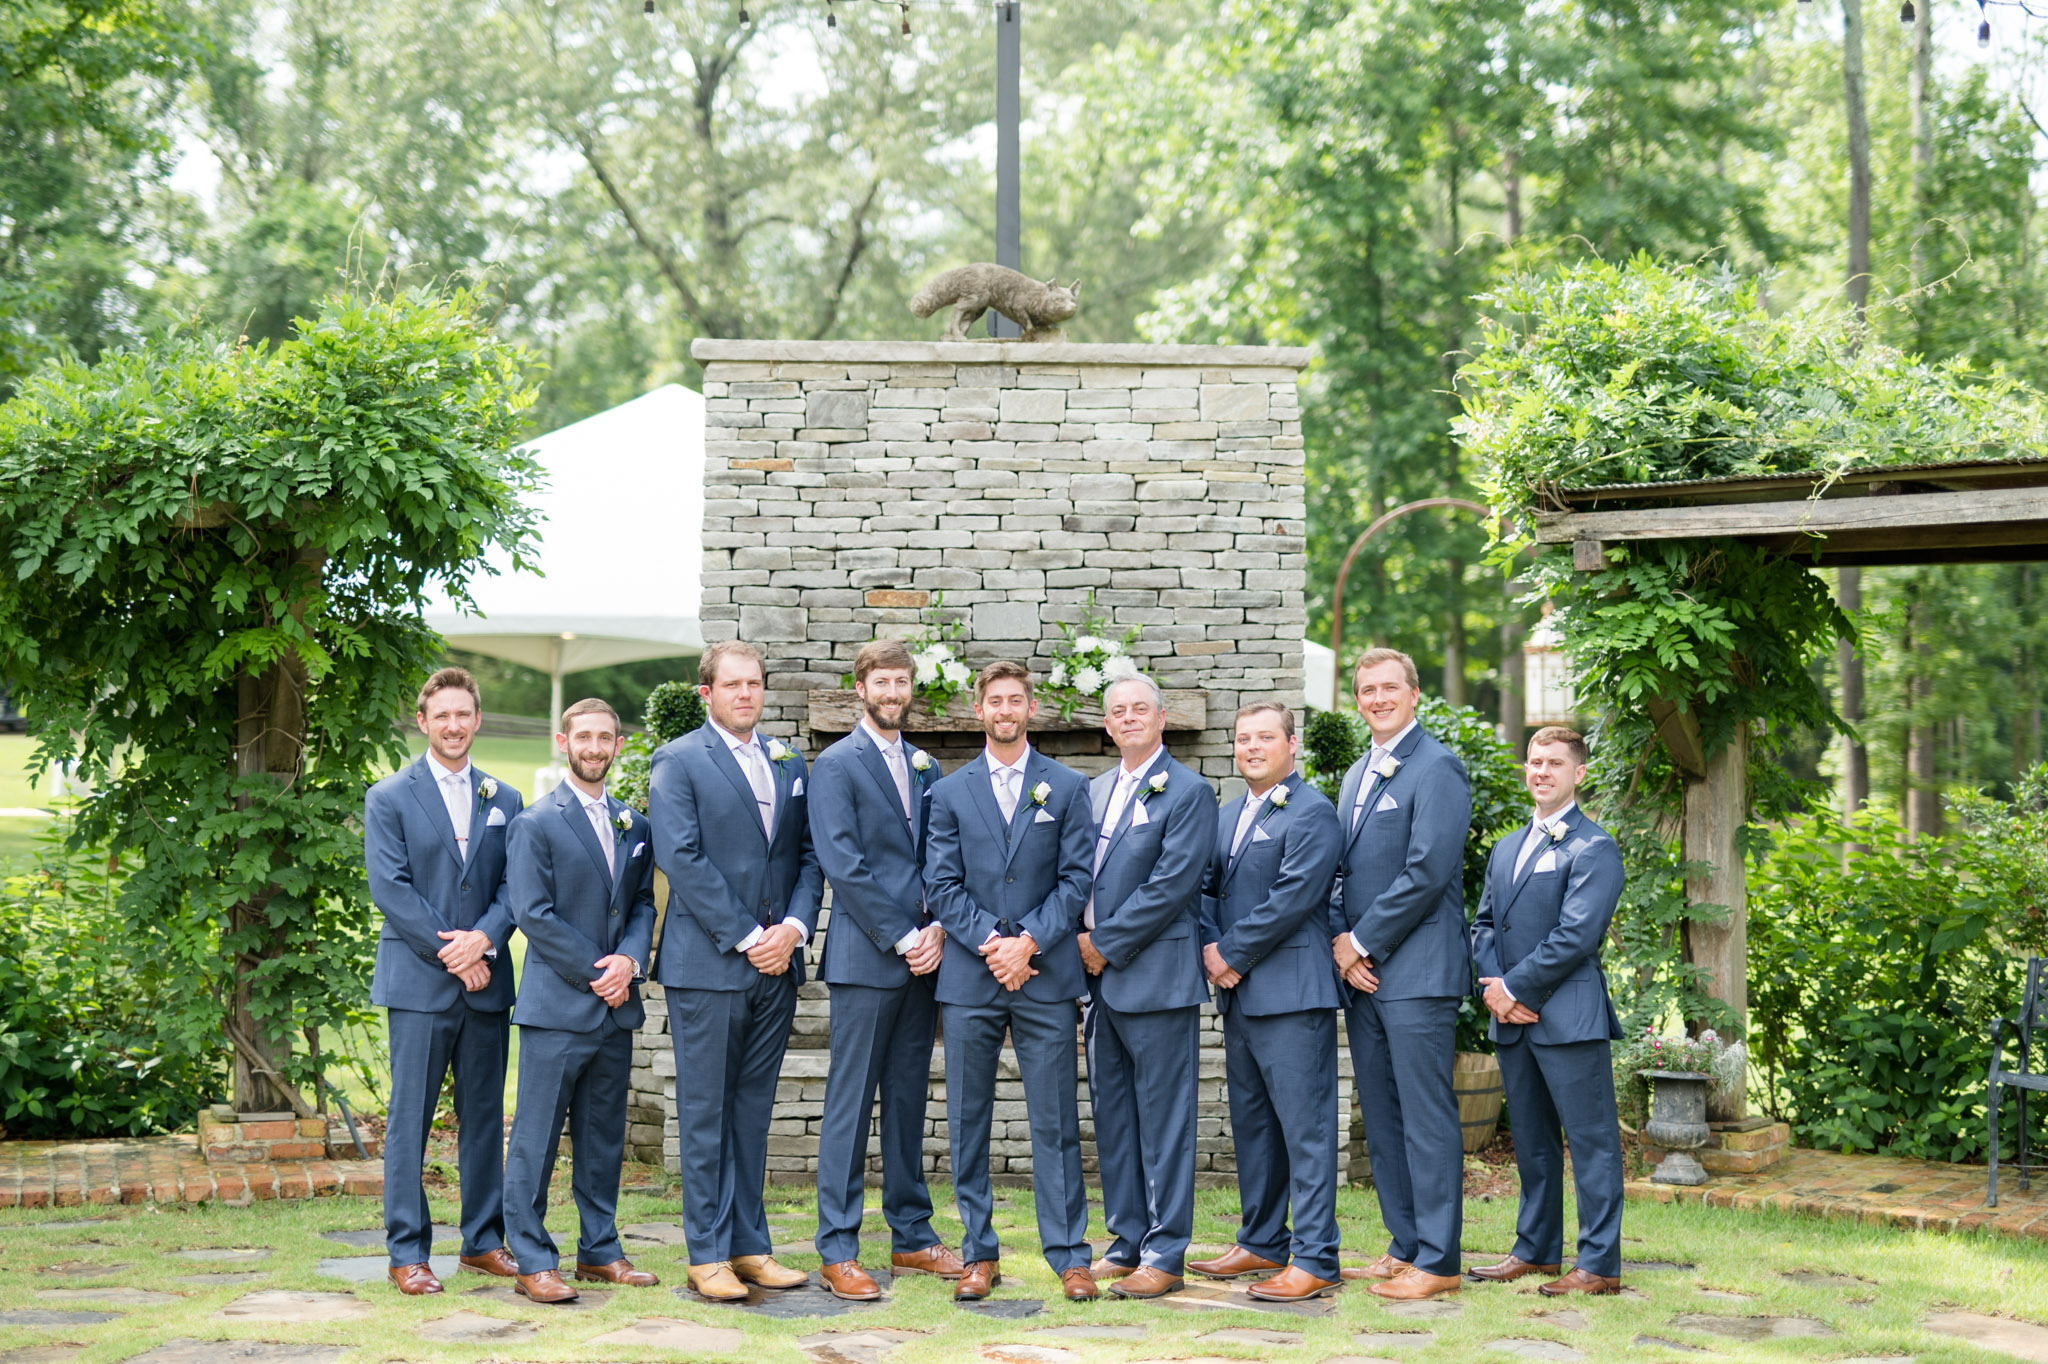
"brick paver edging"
0,1134,381,1207
1627,1146,2048,1241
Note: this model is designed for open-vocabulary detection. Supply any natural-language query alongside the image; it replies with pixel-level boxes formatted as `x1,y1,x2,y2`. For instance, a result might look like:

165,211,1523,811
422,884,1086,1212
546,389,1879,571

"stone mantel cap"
691,338,1313,367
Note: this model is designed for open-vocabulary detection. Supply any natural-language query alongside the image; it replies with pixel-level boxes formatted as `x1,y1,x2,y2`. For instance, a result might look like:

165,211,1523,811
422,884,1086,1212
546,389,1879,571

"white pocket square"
1376,794,1398,813
791,777,804,796
1251,826,1273,844
1129,801,1151,827
631,841,646,858
1534,850,1559,874
486,807,507,827
1033,809,1055,824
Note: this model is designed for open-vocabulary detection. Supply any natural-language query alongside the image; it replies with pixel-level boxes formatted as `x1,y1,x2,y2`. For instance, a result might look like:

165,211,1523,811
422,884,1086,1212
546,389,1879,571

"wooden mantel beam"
1534,485,2048,547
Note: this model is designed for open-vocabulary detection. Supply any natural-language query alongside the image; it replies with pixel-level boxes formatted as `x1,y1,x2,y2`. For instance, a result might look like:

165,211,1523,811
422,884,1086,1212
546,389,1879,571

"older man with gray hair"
1078,673,1218,1297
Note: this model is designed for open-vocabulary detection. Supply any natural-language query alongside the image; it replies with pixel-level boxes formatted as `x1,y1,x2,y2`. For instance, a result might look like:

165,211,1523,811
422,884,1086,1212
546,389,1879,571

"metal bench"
1988,955,2048,1206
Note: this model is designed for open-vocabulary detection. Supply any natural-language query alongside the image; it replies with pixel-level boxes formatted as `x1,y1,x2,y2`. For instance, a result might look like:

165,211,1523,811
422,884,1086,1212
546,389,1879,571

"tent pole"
550,638,566,740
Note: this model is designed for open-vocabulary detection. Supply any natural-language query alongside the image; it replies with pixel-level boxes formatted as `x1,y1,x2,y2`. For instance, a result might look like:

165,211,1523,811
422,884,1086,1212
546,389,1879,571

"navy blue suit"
365,753,521,1268
502,783,657,1273
807,723,944,1267
1084,749,1215,1275
925,747,1094,1273
1200,771,1344,1280
1471,805,1626,1277
1331,724,1472,1277
650,721,822,1265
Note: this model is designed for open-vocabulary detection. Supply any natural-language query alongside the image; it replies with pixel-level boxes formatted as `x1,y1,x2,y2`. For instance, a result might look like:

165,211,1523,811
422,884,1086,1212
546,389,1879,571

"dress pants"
384,1002,509,1267
503,1014,634,1272
1342,993,1463,1276
1496,1036,1625,1277
666,970,799,1265
942,996,1091,1274
814,978,941,1265
1085,999,1198,1274
1221,1007,1341,1281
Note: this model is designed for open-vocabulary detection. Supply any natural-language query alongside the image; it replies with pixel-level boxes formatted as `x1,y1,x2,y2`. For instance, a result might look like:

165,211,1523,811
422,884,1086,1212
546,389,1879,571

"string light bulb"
738,4,749,21
1898,0,1914,20
827,0,837,25
901,1,911,33
643,0,653,12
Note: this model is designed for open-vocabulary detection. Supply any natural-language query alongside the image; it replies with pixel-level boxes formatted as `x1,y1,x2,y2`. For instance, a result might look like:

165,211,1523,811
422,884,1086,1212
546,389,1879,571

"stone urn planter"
1640,1069,1713,1186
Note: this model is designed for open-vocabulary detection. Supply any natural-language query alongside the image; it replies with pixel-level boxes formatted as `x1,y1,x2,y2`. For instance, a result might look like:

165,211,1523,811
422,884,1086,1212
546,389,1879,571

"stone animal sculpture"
909,264,1081,342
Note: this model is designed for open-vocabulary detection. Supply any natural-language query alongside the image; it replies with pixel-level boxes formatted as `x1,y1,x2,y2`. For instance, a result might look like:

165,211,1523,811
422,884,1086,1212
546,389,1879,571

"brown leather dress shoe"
388,1263,442,1295
514,1269,578,1303
1467,1255,1562,1283
575,1258,658,1287
458,1247,519,1277
1340,1252,1413,1281
1245,1265,1341,1301
892,1244,966,1278
1537,1267,1622,1296
954,1260,1000,1300
1187,1246,1284,1280
1090,1256,1137,1281
819,1260,882,1301
1369,1267,1463,1300
686,1261,749,1301
731,1254,808,1289
1061,1267,1100,1300
1107,1266,1183,1299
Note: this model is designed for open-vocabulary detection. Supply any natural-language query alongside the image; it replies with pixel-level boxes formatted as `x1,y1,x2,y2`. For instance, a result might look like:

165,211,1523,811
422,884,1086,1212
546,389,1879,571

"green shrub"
0,831,225,1137
612,680,707,813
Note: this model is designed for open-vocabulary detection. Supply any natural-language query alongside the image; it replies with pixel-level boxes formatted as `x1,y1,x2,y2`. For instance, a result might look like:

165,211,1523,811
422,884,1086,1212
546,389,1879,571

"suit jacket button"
1006,876,1015,883
461,883,469,892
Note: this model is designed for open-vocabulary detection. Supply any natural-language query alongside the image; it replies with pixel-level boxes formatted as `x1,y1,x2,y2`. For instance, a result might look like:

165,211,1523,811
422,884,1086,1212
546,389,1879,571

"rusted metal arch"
1328,497,1493,701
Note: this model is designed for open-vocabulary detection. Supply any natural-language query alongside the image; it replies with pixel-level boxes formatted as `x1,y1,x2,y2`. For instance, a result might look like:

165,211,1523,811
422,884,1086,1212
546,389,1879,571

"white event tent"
423,384,706,736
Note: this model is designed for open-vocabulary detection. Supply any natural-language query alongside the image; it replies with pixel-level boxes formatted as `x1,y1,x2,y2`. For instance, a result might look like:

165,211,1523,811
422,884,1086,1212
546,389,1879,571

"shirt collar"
1118,746,1164,781
1368,719,1419,756
988,745,1033,777
708,717,762,754
429,754,472,783
860,716,903,755
573,784,610,813
1531,801,1577,829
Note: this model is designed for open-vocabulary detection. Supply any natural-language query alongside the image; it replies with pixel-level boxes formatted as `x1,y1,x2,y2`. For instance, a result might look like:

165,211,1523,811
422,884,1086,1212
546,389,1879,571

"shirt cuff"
1498,980,1516,1002
790,919,811,946
1349,932,1371,961
736,925,765,953
894,928,922,955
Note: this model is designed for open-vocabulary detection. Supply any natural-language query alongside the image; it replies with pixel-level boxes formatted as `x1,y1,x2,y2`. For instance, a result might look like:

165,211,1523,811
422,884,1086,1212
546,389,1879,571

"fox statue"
909,264,1081,342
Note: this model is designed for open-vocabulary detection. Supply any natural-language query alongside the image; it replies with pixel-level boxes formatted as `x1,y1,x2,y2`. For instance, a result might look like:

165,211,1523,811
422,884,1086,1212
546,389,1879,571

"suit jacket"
924,748,1093,1007
648,722,823,991
1085,750,1216,1013
810,725,937,989
1329,725,1473,1001
1199,771,1344,1017
1470,805,1625,1046
366,753,522,1012
507,783,658,1033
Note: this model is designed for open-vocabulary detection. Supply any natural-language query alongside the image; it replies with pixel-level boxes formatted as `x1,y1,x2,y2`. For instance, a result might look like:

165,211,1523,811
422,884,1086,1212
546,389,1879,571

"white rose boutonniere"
1258,783,1290,824
477,777,498,804
766,738,794,764
1545,817,1569,843
911,751,933,774
613,808,633,839
1138,770,1168,802
1373,753,1402,780
1030,780,1052,807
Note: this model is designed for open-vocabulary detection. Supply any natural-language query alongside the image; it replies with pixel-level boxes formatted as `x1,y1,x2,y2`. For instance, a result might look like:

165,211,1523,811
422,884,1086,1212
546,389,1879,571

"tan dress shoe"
1340,1253,1413,1281
954,1260,1001,1300
819,1260,882,1301
1369,1267,1463,1300
1090,1256,1137,1281
458,1248,519,1277
514,1269,578,1303
1107,1266,1183,1298
892,1244,966,1278
1467,1255,1561,1283
1245,1265,1341,1301
575,1258,658,1286
387,1263,443,1295
686,1261,750,1301
1187,1246,1284,1279
1537,1267,1622,1296
731,1254,808,1289
1061,1267,1100,1300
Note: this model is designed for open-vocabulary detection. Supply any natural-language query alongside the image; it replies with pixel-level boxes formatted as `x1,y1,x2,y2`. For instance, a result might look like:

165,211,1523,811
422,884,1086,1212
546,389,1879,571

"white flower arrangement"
1029,780,1052,806
1074,665,1103,695
1044,593,1145,720
478,777,498,803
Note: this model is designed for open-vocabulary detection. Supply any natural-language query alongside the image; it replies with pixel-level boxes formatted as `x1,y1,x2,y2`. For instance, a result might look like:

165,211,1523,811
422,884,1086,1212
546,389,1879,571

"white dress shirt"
430,754,473,855
570,781,642,976
1086,748,1160,930
1347,718,1419,962
862,718,926,957
710,718,809,953
1230,786,1271,858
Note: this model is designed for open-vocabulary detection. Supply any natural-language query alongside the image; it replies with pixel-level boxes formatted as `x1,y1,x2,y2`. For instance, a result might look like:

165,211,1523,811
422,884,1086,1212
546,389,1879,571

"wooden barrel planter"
1454,1051,1505,1153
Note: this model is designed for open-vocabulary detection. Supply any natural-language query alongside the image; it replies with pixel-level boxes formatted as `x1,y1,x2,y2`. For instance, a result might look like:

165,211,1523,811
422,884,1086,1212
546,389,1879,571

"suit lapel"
1096,751,1164,875
854,729,917,851
557,785,614,885
1223,773,1294,887
407,756,466,869
1503,806,1578,917
766,741,792,845
1344,725,1423,855
960,756,1009,848
607,797,631,894
1001,753,1044,868
703,726,770,847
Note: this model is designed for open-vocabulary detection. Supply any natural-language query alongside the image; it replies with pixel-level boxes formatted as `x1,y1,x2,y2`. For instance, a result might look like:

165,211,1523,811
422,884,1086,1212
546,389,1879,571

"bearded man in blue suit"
1078,674,1217,1299
1330,647,1472,1301
501,698,661,1304
924,660,1099,1304
650,639,823,1302
365,667,523,1296
1468,726,1627,1297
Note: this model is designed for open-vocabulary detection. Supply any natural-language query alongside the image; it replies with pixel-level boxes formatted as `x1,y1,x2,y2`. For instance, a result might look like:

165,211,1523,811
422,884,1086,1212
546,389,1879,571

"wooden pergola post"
1682,727,1748,1118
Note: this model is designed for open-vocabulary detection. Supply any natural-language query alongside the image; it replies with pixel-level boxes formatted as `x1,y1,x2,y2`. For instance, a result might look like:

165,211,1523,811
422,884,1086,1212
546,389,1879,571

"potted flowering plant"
1045,595,1144,720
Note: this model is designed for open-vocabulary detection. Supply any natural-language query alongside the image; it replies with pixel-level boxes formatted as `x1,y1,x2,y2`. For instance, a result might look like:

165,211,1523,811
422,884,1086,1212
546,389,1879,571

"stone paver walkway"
0,1136,380,1208
1626,1145,2048,1239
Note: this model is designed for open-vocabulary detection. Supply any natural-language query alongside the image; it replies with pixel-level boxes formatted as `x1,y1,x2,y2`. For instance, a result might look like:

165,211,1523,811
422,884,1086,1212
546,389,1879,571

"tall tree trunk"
1838,569,1869,818
1443,569,1465,708
1908,0,1935,348
1905,588,1941,837
1843,0,1872,325
1497,142,1526,747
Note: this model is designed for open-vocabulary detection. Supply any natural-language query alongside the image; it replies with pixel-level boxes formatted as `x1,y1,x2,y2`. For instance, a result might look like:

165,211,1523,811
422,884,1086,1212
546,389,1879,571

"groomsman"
1189,702,1345,1302
1079,675,1217,1298
1330,648,1472,1301
1468,727,1627,1296
501,698,661,1303
925,660,1098,1303
365,667,522,1295
650,640,823,1301
807,640,963,1300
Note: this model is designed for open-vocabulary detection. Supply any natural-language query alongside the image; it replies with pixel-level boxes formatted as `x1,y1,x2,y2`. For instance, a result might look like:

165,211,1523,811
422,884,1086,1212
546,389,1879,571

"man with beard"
650,640,822,1301
365,667,523,1295
806,640,963,1300
501,698,661,1303
924,661,1097,1302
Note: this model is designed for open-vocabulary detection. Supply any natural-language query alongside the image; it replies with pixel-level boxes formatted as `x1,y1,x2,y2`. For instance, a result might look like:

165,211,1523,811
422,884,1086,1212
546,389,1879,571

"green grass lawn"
3,1181,2045,1363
